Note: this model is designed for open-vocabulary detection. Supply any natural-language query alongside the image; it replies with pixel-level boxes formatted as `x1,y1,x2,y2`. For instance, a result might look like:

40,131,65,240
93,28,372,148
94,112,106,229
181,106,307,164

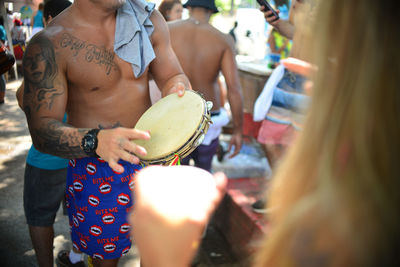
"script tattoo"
23,35,63,115
60,32,86,56
60,33,117,75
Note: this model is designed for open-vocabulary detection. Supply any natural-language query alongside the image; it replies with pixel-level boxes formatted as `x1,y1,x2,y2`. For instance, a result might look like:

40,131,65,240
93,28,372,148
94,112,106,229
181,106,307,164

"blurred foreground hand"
130,166,227,267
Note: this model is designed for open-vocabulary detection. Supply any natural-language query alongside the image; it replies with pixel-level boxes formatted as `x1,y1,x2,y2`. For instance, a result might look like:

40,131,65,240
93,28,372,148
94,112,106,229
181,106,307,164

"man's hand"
228,131,242,158
163,81,187,97
96,128,151,173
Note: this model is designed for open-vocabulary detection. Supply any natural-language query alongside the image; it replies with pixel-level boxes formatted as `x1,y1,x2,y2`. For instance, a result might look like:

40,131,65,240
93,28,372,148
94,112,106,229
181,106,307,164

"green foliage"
215,0,242,12
215,0,230,12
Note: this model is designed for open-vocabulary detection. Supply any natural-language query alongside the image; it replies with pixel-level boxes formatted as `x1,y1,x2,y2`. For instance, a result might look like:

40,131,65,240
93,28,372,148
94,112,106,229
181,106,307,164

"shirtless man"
169,0,243,171
22,0,190,266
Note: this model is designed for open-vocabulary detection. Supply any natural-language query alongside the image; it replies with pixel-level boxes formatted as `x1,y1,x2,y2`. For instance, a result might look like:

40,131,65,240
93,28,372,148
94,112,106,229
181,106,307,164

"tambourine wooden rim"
134,90,212,165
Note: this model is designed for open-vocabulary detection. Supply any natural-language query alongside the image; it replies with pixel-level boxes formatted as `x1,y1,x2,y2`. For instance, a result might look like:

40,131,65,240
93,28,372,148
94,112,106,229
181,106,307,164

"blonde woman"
130,0,400,266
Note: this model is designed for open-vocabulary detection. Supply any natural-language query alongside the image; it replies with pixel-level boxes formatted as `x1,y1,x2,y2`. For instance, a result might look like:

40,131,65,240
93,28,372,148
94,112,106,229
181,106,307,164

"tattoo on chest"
60,33,117,75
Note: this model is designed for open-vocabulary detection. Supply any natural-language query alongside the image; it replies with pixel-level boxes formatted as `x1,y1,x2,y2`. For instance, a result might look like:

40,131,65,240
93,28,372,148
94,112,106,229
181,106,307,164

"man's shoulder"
167,19,191,31
28,25,65,46
206,25,235,48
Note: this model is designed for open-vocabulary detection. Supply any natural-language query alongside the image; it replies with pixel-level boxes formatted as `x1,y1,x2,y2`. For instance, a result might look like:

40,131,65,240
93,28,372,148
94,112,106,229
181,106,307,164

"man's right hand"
96,128,151,173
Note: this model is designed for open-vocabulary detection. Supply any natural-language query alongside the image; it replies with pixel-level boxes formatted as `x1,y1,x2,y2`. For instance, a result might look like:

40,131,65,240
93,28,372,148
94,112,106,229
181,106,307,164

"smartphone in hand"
256,0,280,22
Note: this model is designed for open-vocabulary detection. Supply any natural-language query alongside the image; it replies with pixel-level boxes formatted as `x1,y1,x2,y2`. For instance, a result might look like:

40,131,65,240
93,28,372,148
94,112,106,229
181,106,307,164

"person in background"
251,0,314,213
31,2,45,38
129,0,400,266
6,8,14,32
0,16,7,104
169,0,243,172
0,17,7,45
16,1,83,267
158,0,183,22
267,28,292,60
11,19,27,45
228,21,238,43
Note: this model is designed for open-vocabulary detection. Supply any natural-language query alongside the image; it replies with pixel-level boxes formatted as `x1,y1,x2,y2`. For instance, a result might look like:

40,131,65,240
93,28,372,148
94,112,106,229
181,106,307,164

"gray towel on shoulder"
114,0,156,78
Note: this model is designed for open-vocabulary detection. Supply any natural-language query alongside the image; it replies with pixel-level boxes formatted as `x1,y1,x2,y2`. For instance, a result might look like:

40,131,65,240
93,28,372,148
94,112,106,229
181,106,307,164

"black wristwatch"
81,129,100,157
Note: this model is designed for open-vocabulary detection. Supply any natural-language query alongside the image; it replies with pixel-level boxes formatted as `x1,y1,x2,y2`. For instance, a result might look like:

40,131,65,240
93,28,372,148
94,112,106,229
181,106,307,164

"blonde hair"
256,0,400,266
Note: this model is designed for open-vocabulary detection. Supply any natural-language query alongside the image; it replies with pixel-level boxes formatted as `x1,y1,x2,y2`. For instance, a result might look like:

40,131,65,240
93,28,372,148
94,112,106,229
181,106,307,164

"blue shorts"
181,138,219,172
23,164,67,227
66,157,142,259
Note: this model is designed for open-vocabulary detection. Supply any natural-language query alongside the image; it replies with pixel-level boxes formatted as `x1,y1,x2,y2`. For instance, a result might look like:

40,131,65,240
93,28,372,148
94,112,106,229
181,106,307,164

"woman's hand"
130,166,227,267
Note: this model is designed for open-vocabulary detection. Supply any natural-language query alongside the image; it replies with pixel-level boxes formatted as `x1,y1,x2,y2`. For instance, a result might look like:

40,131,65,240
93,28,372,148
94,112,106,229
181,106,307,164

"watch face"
83,135,95,152
82,129,99,156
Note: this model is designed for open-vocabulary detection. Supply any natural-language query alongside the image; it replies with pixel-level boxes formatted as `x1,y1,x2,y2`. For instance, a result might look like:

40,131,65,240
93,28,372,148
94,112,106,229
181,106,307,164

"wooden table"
236,56,272,138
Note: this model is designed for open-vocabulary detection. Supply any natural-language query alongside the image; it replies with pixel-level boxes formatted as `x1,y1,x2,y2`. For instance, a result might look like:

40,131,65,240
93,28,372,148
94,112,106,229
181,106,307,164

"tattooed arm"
149,10,191,97
23,31,151,172
22,32,89,159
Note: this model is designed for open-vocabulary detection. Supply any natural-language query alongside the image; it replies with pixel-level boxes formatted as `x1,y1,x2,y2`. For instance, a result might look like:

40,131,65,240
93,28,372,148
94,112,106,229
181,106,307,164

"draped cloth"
114,0,156,78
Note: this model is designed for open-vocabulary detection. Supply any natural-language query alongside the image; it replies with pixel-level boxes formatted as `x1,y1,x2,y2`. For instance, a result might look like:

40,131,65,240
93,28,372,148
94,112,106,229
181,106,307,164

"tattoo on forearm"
60,33,117,75
33,120,88,159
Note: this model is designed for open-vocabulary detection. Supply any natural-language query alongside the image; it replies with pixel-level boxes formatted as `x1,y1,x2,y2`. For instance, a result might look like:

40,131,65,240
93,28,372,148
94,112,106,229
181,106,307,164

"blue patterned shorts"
66,157,142,259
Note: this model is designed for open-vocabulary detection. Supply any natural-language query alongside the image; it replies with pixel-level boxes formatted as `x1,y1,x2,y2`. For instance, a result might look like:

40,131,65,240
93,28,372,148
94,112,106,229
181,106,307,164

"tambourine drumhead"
134,91,206,162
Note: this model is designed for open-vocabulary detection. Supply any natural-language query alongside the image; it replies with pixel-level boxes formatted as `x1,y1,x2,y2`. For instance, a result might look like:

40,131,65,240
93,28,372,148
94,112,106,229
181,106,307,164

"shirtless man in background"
168,0,243,171
22,0,190,266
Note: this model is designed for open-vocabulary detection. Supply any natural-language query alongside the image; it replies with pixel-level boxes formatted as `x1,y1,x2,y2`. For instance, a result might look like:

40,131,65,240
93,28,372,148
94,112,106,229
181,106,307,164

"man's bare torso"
45,9,152,129
169,19,234,111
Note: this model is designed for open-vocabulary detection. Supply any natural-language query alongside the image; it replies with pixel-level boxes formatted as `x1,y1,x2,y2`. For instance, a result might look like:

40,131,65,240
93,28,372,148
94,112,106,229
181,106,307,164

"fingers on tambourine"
126,128,151,141
118,149,140,165
123,140,147,157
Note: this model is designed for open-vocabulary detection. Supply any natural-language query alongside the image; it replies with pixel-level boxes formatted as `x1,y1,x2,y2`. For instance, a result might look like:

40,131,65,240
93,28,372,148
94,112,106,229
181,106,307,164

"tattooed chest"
60,33,118,76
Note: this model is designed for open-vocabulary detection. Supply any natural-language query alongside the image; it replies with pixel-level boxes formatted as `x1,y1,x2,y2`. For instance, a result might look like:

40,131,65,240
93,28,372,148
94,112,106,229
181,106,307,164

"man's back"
169,19,236,110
